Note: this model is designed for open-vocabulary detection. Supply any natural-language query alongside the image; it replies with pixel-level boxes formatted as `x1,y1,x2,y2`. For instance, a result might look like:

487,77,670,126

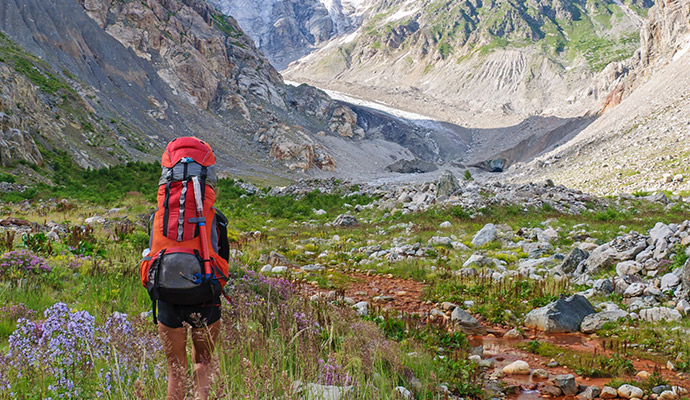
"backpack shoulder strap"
214,208,230,262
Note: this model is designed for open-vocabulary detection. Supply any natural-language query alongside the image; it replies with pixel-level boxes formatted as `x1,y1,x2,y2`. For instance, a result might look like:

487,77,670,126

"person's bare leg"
191,320,220,400
158,324,189,400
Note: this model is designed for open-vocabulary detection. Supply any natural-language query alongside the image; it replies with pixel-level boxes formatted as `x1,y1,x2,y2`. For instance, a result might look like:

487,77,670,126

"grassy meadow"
1,158,690,399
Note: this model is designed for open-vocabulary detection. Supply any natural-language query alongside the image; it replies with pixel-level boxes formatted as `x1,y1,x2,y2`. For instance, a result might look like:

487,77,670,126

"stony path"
297,268,690,398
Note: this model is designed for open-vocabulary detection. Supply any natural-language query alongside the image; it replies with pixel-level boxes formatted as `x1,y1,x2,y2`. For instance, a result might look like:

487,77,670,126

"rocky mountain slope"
504,0,690,195
2,0,456,182
208,0,374,69
281,0,652,126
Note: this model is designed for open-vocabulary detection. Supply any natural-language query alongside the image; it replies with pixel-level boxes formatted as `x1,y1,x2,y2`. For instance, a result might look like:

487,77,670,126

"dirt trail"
297,269,690,395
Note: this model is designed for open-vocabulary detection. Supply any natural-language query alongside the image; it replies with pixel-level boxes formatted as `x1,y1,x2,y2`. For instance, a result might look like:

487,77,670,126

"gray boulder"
524,294,595,332
578,386,602,400
471,223,497,247
639,307,682,322
661,272,681,291
560,248,588,274
593,278,614,295
551,374,578,396
616,261,643,277
682,258,690,293
437,170,460,197
451,308,487,335
649,222,673,246
580,310,629,333
333,214,359,227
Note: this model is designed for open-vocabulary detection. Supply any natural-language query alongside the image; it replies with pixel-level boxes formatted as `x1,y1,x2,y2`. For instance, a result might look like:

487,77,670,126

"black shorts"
157,298,221,329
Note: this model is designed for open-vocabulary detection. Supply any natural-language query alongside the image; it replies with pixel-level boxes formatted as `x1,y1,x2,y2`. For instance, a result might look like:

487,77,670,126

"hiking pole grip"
191,176,212,276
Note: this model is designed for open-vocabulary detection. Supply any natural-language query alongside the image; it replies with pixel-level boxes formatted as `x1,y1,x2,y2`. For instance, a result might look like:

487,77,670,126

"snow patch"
384,7,420,23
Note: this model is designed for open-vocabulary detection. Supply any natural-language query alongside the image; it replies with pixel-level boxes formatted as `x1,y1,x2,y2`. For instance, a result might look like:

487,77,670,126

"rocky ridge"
208,0,373,69
283,0,650,127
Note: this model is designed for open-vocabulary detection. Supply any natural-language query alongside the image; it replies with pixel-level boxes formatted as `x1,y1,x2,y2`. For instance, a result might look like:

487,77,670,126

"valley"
0,0,690,399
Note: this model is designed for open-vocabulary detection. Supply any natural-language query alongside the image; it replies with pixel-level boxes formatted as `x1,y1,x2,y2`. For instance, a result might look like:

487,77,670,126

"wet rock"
531,369,549,379
551,374,578,396
503,384,521,395
601,386,619,399
333,214,359,227
541,385,563,397
524,294,595,333
437,170,460,197
581,310,629,333
618,384,644,399
560,248,589,274
502,360,530,375
451,308,487,335
471,223,497,247
578,386,602,400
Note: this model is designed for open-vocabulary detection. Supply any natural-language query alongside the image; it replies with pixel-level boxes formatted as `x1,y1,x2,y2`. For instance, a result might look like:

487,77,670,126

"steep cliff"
209,0,373,69
0,0,397,180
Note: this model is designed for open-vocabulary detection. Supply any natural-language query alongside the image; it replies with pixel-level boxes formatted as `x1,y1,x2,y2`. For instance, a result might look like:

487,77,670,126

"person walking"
140,137,230,400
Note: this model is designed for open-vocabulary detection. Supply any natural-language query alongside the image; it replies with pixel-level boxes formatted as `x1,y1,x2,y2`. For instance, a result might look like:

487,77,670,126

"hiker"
140,137,230,400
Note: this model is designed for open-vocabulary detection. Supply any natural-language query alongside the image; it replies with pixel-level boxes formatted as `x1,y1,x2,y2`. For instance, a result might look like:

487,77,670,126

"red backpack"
140,137,229,323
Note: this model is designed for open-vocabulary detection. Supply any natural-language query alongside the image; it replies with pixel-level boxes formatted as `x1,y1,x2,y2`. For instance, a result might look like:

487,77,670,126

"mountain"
279,0,652,125
1,0,447,182
207,0,373,69
503,0,690,195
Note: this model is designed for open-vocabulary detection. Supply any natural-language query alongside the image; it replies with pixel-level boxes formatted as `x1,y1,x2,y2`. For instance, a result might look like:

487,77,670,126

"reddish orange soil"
295,269,690,395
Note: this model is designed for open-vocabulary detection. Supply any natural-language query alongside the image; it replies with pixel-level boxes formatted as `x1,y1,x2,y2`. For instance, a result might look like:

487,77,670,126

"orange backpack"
140,137,229,323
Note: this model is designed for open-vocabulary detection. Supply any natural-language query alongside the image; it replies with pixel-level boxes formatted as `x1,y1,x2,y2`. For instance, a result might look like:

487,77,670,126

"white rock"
616,260,643,277
617,384,643,399
503,360,530,375
271,266,288,274
440,221,452,228
471,223,497,247
394,386,413,399
639,307,682,322
260,265,273,273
